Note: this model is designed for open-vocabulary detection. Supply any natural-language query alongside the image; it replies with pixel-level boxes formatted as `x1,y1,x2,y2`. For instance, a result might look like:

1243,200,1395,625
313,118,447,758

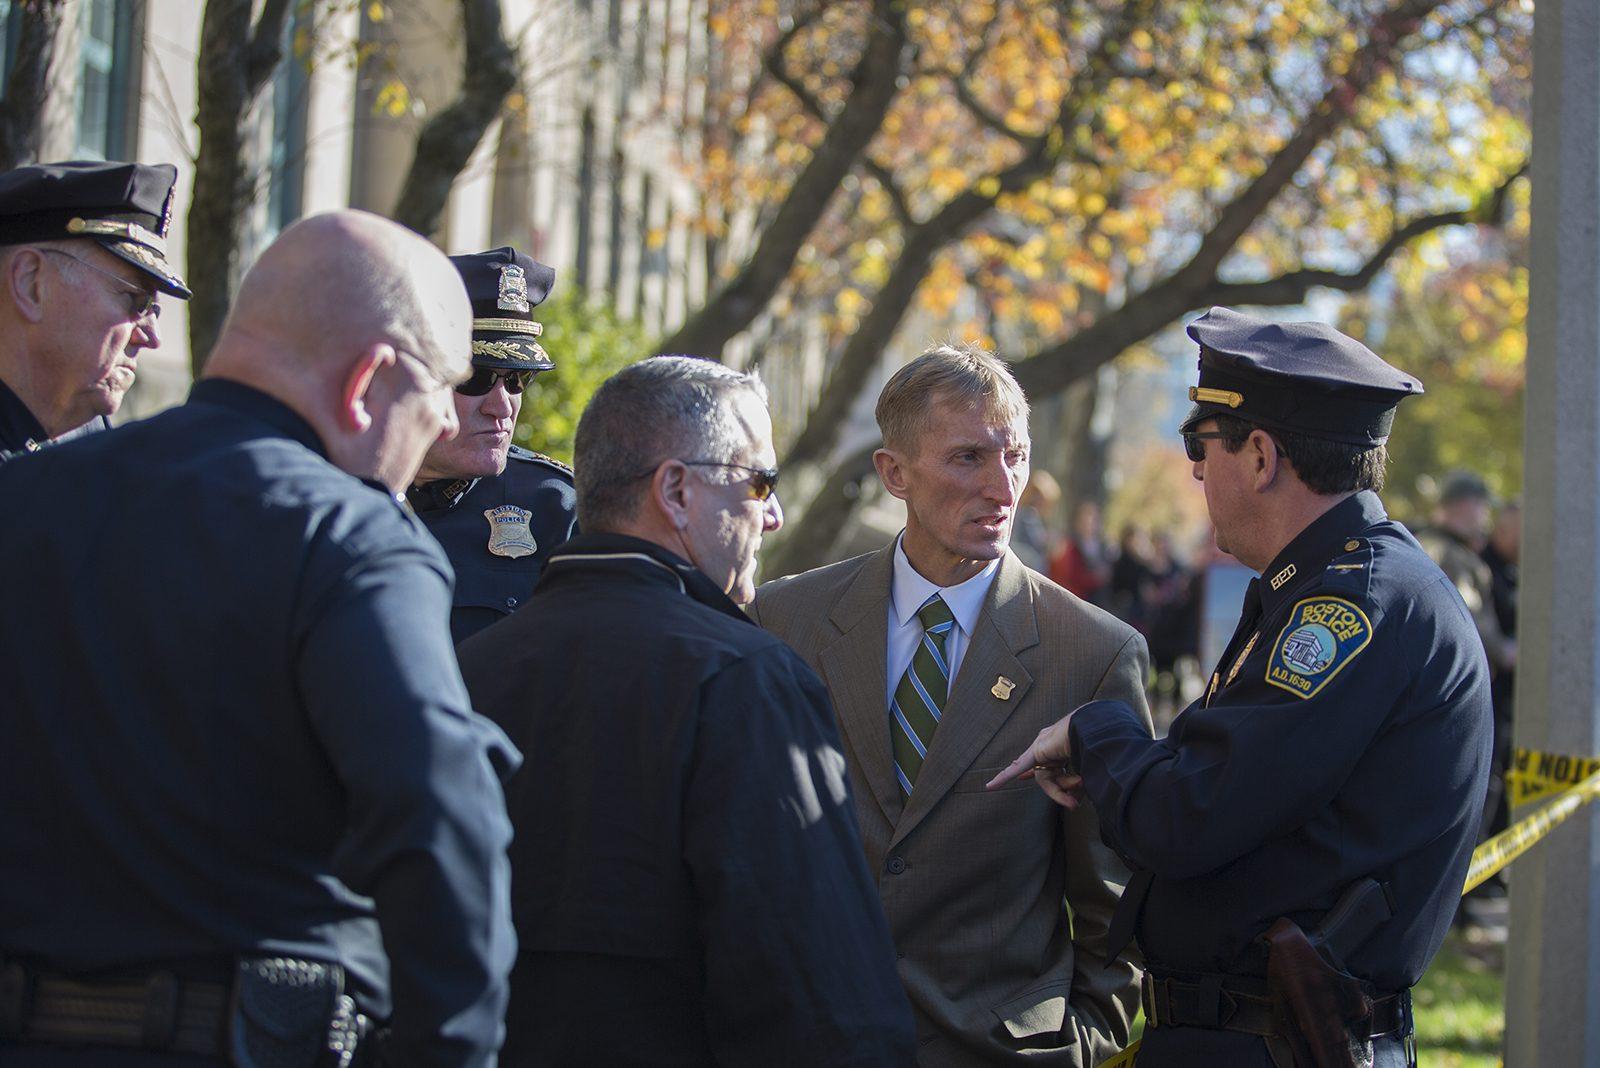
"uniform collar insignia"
1257,491,1387,619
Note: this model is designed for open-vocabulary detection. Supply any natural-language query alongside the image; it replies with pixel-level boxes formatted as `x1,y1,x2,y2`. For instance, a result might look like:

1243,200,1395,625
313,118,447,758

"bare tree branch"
391,0,518,235
657,0,911,358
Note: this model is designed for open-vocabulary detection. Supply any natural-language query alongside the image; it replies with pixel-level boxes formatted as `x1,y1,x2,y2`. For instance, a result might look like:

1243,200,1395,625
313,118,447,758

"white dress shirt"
886,534,1001,708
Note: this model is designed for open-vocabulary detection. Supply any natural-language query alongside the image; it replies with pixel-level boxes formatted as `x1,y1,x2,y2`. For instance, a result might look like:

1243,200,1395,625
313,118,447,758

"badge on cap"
1265,596,1372,700
496,264,530,313
485,505,537,558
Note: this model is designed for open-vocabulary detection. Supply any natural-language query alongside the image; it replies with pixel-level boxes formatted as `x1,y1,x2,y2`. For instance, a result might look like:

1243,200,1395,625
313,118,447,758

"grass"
1414,925,1505,1067
1119,926,1505,1067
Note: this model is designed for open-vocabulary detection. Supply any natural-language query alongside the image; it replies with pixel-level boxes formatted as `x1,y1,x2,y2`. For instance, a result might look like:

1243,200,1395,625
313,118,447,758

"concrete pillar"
1504,0,1600,1062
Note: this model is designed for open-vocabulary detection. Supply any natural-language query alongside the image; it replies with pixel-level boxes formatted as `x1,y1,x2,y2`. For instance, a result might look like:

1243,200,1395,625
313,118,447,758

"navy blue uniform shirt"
0,379,519,1066
458,533,917,1067
1069,492,1491,995
409,445,577,644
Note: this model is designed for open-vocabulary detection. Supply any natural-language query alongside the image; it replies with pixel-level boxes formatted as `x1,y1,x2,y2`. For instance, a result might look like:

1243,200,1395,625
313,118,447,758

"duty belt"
1140,971,1412,1038
0,961,228,1052
0,956,375,1063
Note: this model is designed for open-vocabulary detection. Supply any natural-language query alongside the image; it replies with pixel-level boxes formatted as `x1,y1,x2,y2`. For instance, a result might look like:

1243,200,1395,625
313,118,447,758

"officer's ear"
338,344,392,434
1249,429,1282,491
650,459,693,530
7,248,48,324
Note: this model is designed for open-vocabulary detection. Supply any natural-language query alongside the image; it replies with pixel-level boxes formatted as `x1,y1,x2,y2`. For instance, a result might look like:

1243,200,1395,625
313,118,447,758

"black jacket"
458,533,917,1067
0,379,518,1066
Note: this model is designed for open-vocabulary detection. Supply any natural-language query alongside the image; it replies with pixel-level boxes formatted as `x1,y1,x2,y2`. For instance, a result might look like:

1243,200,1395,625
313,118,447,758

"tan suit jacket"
751,545,1150,1067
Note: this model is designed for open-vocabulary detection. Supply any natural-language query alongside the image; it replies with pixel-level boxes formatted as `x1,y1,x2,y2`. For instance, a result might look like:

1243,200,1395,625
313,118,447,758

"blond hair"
875,343,1030,452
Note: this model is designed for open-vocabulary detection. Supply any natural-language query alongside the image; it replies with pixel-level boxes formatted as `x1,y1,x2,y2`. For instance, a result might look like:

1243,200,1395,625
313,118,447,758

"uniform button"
505,597,518,609
1345,540,1361,552
886,856,907,875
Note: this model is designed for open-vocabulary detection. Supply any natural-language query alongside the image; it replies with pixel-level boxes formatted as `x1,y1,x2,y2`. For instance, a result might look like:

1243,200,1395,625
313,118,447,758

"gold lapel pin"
991,676,1015,700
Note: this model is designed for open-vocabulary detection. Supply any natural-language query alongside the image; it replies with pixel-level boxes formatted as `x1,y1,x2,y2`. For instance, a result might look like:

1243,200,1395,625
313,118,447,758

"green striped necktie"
891,593,956,796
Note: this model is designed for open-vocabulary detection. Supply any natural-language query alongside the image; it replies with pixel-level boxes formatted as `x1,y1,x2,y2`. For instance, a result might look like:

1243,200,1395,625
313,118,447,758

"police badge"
485,505,537,558
496,264,530,313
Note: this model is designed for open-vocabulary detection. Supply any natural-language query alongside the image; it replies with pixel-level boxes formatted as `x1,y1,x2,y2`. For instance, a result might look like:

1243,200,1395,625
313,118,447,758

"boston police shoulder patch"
1265,595,1373,700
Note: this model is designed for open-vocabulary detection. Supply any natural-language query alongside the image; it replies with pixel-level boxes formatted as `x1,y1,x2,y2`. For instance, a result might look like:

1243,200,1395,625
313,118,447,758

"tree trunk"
389,0,517,236
0,0,68,170
186,0,293,374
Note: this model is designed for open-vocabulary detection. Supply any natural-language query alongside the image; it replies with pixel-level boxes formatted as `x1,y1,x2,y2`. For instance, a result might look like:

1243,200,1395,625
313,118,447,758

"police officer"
992,307,1492,1067
0,160,191,455
0,211,515,1064
407,247,577,643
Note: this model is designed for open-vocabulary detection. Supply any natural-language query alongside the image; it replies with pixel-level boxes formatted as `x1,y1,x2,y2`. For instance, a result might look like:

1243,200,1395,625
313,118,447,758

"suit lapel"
817,544,902,826
890,552,1038,849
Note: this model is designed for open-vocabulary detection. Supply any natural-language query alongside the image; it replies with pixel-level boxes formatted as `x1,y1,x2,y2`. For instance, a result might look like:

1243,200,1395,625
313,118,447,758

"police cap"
1179,306,1422,446
449,246,556,372
0,160,191,299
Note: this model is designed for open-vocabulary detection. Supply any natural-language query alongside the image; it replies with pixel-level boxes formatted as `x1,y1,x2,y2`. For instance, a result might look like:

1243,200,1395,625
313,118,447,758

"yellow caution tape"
1506,746,1600,808
1096,758,1600,1068
1097,1041,1141,1068
1464,764,1600,894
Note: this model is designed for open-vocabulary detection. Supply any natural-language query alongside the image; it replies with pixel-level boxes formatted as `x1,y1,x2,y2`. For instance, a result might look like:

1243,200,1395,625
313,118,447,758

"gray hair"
575,355,769,531
876,342,1030,453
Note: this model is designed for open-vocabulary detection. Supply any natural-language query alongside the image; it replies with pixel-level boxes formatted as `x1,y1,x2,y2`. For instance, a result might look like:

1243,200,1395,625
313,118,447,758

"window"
76,0,137,159
0,1,23,90
266,9,312,236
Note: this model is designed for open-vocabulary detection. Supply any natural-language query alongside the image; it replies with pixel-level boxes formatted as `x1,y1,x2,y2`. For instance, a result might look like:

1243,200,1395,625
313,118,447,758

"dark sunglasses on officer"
457,366,534,397
1181,430,1230,463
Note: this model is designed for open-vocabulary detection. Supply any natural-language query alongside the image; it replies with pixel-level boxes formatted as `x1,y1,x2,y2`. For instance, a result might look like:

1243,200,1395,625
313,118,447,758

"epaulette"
508,445,574,479
1320,536,1375,601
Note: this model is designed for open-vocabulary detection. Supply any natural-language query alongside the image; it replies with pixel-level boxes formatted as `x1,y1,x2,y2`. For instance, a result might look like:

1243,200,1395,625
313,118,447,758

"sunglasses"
682,461,781,501
1181,431,1231,463
41,248,160,322
457,367,534,397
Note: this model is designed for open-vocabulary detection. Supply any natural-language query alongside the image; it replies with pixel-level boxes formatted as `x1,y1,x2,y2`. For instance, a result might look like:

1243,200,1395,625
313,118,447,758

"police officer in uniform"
993,307,1493,1067
0,211,515,1064
0,160,191,455
407,247,577,643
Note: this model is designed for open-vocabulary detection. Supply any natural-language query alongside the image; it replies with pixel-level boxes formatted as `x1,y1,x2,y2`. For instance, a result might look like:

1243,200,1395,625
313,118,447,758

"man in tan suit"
751,345,1149,1066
